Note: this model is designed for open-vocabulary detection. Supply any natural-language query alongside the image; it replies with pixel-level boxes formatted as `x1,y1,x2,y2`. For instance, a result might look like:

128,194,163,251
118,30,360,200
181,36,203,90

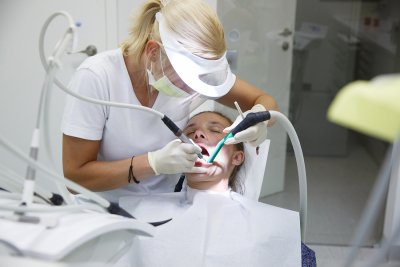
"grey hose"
270,111,307,241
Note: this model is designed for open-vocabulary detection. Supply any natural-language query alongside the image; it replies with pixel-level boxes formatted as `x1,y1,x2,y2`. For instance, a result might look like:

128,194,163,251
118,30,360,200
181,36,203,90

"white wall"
0,0,109,191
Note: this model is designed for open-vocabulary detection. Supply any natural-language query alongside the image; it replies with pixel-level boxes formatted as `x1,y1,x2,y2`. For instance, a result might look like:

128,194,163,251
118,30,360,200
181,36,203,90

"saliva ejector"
207,111,271,163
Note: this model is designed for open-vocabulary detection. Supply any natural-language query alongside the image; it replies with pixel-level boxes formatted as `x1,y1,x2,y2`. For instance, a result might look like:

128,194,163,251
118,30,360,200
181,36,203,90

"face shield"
148,48,197,98
155,12,236,99
147,48,208,122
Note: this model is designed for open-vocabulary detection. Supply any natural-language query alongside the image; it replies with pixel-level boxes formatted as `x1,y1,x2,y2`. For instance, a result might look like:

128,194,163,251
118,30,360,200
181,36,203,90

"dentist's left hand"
223,104,268,147
148,139,207,175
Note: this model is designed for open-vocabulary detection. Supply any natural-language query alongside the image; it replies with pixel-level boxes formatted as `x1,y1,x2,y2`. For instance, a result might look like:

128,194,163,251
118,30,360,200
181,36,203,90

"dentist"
61,0,278,202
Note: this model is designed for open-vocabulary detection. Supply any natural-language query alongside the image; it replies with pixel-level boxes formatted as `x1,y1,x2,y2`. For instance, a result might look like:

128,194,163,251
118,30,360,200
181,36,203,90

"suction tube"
270,111,307,241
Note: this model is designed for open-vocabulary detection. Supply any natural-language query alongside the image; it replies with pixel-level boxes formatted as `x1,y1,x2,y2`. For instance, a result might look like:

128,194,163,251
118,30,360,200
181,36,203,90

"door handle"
70,45,97,56
279,28,293,37
79,45,97,56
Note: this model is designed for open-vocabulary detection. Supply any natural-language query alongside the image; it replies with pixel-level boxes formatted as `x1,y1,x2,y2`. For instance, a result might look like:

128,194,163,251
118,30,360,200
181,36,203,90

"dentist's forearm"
63,154,155,192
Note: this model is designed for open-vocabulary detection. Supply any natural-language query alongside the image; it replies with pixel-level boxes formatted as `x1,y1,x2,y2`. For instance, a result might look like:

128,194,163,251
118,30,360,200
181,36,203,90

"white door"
217,0,297,197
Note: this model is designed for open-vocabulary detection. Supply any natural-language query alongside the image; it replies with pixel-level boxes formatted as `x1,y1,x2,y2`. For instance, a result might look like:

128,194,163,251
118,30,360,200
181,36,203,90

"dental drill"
161,116,203,159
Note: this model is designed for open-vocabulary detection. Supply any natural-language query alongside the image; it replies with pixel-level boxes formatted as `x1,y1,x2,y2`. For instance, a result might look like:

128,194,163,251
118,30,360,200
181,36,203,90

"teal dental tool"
207,111,271,163
207,132,233,163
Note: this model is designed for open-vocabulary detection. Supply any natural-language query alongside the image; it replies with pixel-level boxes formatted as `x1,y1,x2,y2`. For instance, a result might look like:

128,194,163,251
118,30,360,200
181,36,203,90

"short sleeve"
61,68,109,140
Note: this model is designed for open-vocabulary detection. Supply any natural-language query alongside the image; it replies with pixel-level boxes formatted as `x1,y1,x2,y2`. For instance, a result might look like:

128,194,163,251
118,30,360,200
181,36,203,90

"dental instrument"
161,116,203,159
207,111,271,163
234,101,245,119
234,101,260,154
206,133,233,163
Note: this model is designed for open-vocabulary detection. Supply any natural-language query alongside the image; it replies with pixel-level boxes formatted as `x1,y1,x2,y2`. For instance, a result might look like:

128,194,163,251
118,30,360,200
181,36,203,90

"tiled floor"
260,142,384,246
309,245,400,267
259,142,400,265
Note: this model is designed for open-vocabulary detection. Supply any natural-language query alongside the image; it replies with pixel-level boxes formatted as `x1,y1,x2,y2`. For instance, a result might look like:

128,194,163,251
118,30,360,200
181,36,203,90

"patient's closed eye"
210,127,223,133
183,127,195,136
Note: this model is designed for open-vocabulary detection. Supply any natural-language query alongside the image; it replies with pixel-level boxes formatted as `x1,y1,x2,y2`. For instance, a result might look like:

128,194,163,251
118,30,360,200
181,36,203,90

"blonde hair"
120,0,226,65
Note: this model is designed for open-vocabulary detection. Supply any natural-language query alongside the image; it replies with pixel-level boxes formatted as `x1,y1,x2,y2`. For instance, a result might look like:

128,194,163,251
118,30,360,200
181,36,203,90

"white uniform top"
117,187,301,267
61,49,193,202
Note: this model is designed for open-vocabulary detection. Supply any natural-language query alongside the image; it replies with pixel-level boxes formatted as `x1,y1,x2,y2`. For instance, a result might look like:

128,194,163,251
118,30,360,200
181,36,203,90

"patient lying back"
118,112,301,267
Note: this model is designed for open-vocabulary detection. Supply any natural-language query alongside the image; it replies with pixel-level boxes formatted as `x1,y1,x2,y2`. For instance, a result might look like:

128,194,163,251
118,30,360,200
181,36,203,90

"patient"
117,112,302,267
182,111,245,193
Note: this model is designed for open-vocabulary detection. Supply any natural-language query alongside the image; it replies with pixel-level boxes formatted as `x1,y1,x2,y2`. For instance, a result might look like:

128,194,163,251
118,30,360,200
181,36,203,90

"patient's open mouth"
194,144,214,167
198,145,209,157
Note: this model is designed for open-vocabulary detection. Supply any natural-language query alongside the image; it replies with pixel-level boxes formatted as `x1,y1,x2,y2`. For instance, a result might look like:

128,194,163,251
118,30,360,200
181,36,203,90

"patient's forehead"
187,112,231,128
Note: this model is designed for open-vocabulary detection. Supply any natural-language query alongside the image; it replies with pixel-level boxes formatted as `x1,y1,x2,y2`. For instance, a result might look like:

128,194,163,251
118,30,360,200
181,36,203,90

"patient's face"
183,112,244,183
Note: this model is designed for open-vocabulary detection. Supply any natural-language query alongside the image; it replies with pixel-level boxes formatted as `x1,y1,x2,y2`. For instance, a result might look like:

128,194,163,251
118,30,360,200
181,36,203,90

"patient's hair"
190,111,244,194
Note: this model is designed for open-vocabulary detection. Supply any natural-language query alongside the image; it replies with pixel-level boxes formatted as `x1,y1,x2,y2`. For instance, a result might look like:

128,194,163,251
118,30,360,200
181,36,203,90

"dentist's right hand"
147,139,206,175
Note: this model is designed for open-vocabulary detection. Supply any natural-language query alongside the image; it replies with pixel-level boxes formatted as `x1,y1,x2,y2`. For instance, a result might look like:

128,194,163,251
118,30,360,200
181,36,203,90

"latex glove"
148,139,206,175
224,104,268,147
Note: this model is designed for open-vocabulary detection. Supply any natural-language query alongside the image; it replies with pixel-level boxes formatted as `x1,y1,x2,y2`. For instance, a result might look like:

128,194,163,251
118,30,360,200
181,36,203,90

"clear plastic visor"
155,12,236,99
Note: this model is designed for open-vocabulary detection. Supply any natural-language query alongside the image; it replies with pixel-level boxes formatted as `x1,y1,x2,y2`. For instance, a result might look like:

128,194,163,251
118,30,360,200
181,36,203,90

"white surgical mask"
147,51,190,98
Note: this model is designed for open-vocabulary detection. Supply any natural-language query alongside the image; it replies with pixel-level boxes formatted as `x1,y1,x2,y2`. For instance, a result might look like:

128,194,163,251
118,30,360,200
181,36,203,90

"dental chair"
193,101,308,238
240,139,270,201
241,134,315,266
204,103,314,265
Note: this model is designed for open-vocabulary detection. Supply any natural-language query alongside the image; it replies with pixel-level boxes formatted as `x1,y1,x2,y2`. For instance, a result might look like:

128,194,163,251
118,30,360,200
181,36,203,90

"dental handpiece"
207,111,271,163
161,115,203,159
